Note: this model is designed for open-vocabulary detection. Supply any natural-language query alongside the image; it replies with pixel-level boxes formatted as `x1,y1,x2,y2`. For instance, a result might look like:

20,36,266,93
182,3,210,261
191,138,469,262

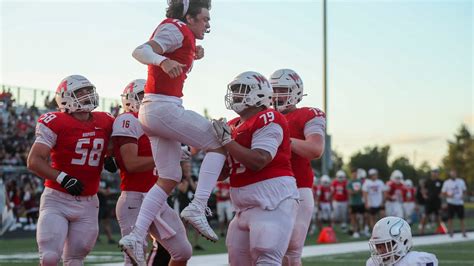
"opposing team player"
27,75,114,265
113,79,192,265
385,170,405,218
120,1,227,262
213,71,299,265
269,68,325,266
367,216,438,266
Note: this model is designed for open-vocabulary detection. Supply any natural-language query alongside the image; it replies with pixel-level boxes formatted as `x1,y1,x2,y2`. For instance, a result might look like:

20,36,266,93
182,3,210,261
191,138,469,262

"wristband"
56,172,67,184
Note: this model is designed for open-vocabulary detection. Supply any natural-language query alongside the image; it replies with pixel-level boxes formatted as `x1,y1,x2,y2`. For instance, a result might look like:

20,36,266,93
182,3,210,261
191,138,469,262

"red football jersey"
284,107,325,188
215,182,231,202
386,181,405,202
227,109,293,188
112,112,157,192
403,187,416,202
331,179,348,202
146,18,196,98
37,112,114,196
316,185,332,203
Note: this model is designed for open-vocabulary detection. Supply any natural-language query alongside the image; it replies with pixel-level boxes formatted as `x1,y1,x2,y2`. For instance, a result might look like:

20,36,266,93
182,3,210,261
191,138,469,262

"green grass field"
302,241,474,266
1,219,473,265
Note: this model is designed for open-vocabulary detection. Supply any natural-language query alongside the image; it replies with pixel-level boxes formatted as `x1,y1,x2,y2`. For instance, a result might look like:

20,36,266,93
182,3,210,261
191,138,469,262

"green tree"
349,145,390,180
442,124,474,189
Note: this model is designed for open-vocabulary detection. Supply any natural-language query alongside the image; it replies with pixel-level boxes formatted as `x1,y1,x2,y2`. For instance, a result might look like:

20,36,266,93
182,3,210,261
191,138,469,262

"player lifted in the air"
119,1,226,265
113,80,192,265
27,75,115,265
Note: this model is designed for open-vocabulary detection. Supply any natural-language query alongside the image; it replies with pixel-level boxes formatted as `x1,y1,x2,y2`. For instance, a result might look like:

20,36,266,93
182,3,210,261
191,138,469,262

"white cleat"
181,202,218,242
118,233,146,266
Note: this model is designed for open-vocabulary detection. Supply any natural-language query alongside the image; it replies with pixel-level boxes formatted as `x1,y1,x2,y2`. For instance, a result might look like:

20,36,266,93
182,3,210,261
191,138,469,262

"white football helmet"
390,170,404,183
336,170,346,180
225,71,273,114
121,79,146,113
55,75,98,113
369,216,412,265
404,179,413,188
357,168,367,180
321,175,331,186
269,69,304,112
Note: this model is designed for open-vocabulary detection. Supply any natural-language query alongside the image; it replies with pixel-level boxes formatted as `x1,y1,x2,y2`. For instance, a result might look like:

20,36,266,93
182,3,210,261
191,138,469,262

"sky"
1,0,472,168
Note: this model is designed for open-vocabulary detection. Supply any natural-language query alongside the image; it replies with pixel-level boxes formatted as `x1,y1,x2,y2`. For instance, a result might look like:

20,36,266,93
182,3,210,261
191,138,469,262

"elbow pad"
132,44,167,66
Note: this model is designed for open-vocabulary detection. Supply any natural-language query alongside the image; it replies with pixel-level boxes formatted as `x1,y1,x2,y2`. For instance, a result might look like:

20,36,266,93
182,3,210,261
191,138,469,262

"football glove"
180,144,192,161
103,156,118,173
61,175,84,196
212,118,232,145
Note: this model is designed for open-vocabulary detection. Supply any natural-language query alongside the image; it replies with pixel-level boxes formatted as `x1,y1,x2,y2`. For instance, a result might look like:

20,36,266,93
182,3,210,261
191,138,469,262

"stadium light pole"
322,0,329,175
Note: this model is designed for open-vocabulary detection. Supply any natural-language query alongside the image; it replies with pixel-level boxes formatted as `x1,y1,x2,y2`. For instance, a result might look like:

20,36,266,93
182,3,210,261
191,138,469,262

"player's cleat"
181,202,218,242
118,233,146,266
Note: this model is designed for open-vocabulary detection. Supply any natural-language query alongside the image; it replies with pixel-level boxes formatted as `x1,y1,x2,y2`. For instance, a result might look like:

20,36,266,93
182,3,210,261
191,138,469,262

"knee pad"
40,251,61,266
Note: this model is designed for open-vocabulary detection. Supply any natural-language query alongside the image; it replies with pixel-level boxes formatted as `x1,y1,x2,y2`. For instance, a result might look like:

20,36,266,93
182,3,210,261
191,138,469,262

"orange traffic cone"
317,226,338,244
435,222,448,234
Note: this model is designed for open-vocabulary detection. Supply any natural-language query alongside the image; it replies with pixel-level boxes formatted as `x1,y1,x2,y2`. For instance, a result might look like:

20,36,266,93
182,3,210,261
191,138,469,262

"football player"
331,170,349,232
269,69,325,266
367,216,438,266
385,170,405,218
27,75,114,265
120,1,227,263
113,80,192,265
212,71,299,265
402,179,416,224
316,175,333,229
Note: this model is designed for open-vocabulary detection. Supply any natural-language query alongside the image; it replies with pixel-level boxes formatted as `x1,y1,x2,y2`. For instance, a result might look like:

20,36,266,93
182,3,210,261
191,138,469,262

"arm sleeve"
251,123,283,159
111,114,143,139
34,123,57,148
152,23,184,53
304,116,326,137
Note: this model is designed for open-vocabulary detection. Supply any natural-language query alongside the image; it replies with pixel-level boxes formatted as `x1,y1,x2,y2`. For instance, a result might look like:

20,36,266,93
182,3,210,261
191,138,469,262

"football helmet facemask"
225,71,273,114
121,79,146,113
369,216,412,265
55,75,99,113
269,69,304,112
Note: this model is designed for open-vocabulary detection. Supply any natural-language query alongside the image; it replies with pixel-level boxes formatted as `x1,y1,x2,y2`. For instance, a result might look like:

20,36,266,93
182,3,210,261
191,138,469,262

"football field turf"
1,218,473,265
302,240,474,266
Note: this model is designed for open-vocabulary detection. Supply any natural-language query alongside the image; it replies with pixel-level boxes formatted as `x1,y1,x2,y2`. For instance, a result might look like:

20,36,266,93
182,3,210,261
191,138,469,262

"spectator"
420,168,443,235
441,169,467,237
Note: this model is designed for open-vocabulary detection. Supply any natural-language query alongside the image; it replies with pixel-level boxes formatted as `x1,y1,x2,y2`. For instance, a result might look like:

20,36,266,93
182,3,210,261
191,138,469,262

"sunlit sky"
1,0,472,168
